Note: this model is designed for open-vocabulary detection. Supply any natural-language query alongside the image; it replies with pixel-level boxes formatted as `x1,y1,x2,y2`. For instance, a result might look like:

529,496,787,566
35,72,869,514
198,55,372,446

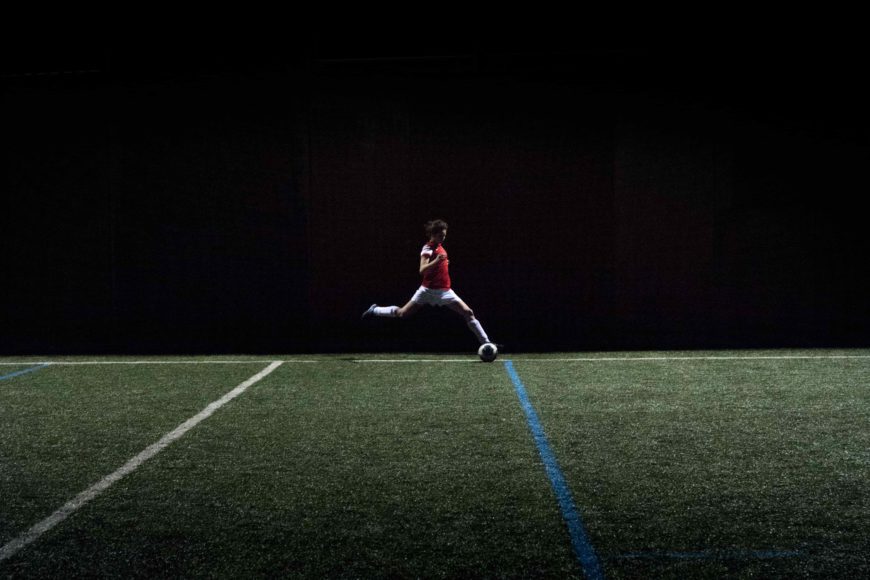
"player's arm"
419,253,446,274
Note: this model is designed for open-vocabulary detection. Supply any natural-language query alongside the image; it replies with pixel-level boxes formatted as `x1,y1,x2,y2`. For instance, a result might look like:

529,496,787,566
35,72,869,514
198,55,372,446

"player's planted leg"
448,300,490,344
467,317,490,344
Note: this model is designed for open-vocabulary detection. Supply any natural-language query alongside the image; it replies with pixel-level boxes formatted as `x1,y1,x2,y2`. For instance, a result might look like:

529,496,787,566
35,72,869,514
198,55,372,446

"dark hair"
424,219,448,236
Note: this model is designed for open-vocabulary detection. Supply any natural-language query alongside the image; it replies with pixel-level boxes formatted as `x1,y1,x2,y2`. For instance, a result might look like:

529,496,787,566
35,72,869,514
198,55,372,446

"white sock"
374,306,399,317
467,318,490,344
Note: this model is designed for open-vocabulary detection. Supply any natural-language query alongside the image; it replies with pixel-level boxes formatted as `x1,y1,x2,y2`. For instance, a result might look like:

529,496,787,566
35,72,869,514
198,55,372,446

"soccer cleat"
361,304,377,319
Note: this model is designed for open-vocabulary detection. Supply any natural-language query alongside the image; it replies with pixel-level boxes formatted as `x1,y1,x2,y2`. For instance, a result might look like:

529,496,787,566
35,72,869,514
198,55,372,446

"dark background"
3,25,868,354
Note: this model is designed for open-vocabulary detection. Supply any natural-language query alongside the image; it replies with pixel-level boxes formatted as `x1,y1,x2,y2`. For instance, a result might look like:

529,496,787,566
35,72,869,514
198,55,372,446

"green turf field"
1,351,868,578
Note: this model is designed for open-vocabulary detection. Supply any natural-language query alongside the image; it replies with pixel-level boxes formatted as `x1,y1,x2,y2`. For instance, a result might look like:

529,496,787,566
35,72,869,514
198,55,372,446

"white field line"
353,359,478,363
0,360,318,365
0,361,284,563
1,355,869,366
530,355,870,362
353,354,870,363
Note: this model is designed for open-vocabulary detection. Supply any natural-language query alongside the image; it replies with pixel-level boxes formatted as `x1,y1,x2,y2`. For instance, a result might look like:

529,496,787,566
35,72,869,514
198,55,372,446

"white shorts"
410,286,461,307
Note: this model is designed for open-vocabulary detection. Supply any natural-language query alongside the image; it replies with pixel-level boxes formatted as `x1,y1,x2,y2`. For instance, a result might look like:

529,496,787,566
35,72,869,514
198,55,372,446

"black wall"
3,41,868,354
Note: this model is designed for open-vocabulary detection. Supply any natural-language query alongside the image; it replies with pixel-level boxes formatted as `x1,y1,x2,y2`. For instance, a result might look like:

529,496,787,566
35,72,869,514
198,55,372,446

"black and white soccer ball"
478,342,498,363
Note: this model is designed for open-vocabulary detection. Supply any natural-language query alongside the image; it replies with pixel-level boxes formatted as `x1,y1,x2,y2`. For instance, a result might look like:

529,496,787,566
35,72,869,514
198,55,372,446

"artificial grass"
1,352,867,578
515,355,870,578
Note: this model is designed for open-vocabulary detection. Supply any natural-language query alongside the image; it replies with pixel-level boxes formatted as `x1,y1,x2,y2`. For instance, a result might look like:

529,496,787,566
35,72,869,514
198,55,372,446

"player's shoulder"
420,243,434,255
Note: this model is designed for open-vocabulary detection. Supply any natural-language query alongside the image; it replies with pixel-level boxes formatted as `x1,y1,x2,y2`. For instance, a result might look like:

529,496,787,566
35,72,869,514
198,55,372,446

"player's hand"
434,254,447,262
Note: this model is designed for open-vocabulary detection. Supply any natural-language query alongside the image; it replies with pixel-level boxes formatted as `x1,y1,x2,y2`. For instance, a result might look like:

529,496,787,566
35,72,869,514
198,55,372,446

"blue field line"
503,360,604,580
0,363,51,382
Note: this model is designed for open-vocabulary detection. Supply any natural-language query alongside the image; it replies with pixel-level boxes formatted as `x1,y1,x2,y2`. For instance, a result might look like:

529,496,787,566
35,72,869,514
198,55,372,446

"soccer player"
362,219,492,346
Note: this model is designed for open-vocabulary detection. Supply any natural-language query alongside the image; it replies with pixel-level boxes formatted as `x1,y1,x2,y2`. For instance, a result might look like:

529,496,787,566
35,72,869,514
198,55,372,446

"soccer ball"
478,342,498,363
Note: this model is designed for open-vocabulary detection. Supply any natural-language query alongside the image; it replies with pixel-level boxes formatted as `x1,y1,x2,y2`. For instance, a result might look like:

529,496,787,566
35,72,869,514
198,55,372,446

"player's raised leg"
396,300,422,319
362,300,422,319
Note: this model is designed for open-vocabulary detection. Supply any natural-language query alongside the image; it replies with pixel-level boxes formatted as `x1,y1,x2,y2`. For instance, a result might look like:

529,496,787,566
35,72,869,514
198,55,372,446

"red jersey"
421,242,451,289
